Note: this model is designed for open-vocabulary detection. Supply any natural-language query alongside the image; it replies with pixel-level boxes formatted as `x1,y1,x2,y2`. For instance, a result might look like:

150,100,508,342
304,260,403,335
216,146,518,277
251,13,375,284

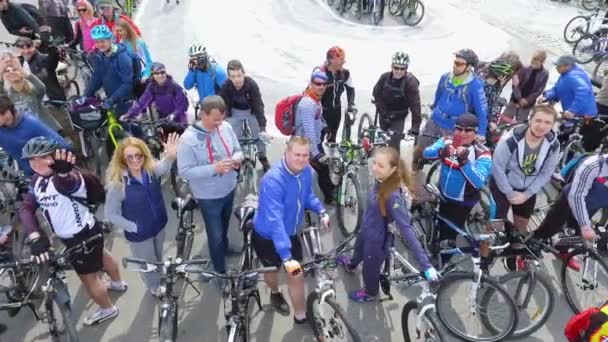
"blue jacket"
85,44,135,113
544,64,597,117
183,62,227,101
431,72,488,135
0,112,68,175
121,170,168,242
423,138,492,204
120,39,153,79
253,159,325,261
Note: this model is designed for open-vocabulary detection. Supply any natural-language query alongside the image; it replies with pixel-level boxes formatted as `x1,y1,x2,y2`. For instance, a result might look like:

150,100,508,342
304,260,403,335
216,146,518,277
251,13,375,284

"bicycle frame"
105,108,126,149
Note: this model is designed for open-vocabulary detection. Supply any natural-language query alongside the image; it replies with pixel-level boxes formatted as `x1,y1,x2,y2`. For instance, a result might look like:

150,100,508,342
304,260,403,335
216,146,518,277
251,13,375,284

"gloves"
283,259,303,277
314,153,329,165
456,148,469,166
407,129,419,137
30,235,50,264
50,159,73,174
423,267,439,282
188,60,196,70
102,99,113,110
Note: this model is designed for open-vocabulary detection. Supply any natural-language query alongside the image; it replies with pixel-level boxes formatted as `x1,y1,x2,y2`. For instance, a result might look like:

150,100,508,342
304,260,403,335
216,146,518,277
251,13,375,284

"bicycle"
233,194,258,272
67,97,109,177
56,46,93,98
171,195,197,262
199,267,276,342
300,211,362,341
0,233,105,342
563,8,606,43
582,0,608,11
558,116,607,169
572,33,608,64
237,119,267,196
123,256,207,342
388,0,425,26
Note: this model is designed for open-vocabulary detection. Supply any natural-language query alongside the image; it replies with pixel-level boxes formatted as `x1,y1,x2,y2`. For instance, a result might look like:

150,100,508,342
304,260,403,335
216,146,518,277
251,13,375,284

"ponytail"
376,147,415,217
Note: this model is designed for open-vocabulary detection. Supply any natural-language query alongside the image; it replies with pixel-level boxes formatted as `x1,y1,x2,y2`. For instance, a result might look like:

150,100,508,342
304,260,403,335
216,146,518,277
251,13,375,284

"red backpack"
274,94,305,136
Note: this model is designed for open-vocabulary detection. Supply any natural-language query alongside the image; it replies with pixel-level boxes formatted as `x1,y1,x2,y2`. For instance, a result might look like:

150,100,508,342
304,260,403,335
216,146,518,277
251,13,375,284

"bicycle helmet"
188,44,207,57
90,25,113,41
454,48,479,67
22,137,62,160
392,51,410,67
488,59,514,77
326,46,345,60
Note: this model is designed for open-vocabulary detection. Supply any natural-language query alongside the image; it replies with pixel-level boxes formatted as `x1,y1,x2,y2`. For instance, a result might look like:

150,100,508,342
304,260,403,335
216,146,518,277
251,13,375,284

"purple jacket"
126,75,188,123
362,184,431,270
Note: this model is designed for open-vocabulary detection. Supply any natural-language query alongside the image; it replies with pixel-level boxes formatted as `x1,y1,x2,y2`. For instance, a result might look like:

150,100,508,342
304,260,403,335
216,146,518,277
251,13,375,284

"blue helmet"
91,25,114,41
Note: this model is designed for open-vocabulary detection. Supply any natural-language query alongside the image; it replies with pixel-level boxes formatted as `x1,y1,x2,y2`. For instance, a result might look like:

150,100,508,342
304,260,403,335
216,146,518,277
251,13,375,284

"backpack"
274,94,305,136
66,169,106,210
565,301,608,342
442,74,470,114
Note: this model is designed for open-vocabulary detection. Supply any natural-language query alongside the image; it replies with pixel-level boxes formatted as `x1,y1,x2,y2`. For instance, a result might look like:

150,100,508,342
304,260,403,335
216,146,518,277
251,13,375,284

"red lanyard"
206,129,232,163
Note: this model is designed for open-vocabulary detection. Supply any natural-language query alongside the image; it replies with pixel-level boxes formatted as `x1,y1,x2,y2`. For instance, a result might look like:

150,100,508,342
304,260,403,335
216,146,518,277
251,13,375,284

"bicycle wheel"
424,160,441,186
159,302,178,342
170,161,190,197
47,294,79,342
177,212,194,261
564,16,590,43
337,171,364,238
593,55,608,82
401,0,425,26
357,113,372,143
401,300,445,342
388,0,403,15
435,272,518,341
561,248,608,314
306,292,362,342
480,271,554,338
572,33,601,64
239,160,256,195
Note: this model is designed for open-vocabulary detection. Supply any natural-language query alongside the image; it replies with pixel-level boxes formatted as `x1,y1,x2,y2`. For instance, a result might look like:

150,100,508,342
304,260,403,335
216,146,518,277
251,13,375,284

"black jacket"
19,50,65,102
1,3,39,38
219,76,266,130
373,71,422,131
320,66,355,110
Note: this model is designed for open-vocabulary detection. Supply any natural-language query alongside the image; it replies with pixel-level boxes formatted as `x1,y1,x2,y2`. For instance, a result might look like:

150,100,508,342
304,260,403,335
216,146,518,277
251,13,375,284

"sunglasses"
455,126,476,133
392,66,407,71
125,153,144,162
152,70,166,75
312,81,328,87
453,60,467,67
77,8,87,12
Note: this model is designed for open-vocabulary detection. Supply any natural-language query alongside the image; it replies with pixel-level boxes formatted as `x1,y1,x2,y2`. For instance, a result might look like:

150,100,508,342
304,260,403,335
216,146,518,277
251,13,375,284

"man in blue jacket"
423,114,492,245
252,136,330,325
0,95,68,176
84,25,135,115
183,43,227,103
414,49,488,168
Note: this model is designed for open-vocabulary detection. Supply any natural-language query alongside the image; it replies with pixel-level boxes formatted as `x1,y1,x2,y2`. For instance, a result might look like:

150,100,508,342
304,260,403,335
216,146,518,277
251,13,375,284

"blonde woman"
104,134,178,296
114,19,153,79
0,55,61,131
68,0,98,53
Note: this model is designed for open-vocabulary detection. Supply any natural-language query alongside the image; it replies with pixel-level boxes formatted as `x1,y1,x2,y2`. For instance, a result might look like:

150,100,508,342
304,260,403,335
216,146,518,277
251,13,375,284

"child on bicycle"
337,146,438,302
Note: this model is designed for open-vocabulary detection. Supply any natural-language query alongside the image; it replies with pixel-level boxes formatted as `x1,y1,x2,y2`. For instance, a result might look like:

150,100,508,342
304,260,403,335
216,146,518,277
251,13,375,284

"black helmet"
454,48,479,67
22,137,62,160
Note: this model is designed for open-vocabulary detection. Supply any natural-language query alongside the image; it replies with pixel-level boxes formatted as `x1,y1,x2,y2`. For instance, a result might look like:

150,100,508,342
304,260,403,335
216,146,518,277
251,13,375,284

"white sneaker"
83,307,118,326
105,280,128,292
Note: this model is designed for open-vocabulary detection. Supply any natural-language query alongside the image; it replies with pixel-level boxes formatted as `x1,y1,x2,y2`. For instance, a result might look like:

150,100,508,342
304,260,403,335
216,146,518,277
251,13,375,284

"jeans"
227,108,266,156
197,190,235,273
128,229,166,290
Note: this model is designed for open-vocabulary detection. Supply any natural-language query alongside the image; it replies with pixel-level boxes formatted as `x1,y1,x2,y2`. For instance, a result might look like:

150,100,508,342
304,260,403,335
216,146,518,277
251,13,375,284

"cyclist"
104,134,179,297
0,95,68,176
295,68,335,204
122,62,188,125
337,147,438,302
83,24,135,116
114,19,152,79
491,104,560,270
95,0,141,40
0,0,39,39
317,46,355,143
67,0,98,54
476,59,514,123
176,96,243,277
19,137,127,326
252,136,330,324
219,59,270,172
530,151,608,271
38,0,74,43
503,50,549,123
372,51,421,151
413,49,488,168
423,114,492,246
183,44,227,102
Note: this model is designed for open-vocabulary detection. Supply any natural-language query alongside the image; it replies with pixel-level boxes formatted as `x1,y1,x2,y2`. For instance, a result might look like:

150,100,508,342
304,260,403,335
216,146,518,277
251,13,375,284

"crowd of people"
0,0,607,340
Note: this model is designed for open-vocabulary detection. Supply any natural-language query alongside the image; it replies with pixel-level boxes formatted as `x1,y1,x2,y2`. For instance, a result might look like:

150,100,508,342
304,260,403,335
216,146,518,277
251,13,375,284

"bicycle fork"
467,257,484,315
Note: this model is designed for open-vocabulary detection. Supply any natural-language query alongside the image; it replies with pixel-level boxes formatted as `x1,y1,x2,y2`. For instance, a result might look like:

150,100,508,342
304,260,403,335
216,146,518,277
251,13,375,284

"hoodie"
544,64,598,117
177,121,243,199
126,75,188,123
492,125,560,199
0,112,68,175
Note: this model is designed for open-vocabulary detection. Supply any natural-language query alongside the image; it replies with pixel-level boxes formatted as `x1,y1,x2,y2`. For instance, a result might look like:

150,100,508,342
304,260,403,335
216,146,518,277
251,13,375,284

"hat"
151,62,166,72
553,55,577,66
97,0,119,8
310,67,328,82
455,113,478,129
14,37,33,46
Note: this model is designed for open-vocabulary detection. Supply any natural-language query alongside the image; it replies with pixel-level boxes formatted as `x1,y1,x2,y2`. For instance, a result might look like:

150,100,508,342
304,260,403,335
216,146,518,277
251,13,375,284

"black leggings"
438,200,475,241
322,106,341,143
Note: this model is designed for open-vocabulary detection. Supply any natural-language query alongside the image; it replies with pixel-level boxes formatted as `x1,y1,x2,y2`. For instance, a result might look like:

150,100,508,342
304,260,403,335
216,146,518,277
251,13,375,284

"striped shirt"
568,153,608,230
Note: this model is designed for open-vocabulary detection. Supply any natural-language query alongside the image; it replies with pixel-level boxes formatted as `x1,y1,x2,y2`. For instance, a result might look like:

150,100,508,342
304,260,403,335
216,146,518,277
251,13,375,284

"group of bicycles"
326,0,425,26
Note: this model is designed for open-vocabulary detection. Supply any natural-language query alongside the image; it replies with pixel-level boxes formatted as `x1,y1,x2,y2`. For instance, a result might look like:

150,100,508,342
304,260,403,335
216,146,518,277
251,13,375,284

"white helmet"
188,44,206,57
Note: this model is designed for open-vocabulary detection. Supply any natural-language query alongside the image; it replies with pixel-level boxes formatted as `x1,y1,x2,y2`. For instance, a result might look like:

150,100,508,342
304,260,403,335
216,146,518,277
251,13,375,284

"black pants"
379,116,406,151
312,146,336,201
322,106,341,143
45,48,66,102
438,200,475,241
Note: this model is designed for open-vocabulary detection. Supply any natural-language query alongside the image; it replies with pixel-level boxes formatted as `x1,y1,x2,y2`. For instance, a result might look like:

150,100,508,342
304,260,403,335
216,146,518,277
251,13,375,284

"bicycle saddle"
171,195,197,212
234,194,258,229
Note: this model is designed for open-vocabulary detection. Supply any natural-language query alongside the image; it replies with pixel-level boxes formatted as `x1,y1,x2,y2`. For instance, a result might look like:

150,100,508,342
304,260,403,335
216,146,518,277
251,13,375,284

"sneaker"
270,291,290,315
83,306,118,326
293,316,308,325
348,288,377,302
557,252,580,272
105,280,128,292
336,255,355,273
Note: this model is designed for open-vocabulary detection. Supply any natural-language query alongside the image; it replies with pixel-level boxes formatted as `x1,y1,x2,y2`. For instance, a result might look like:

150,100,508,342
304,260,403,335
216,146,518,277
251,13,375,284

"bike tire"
401,300,445,342
401,0,425,26
563,16,590,43
480,271,554,338
158,302,178,342
337,171,364,238
582,0,600,10
388,0,403,15
435,271,518,341
561,248,608,314
180,212,194,261
170,161,190,197
572,33,600,64
357,112,373,153
424,159,441,186
593,55,608,82
306,292,362,342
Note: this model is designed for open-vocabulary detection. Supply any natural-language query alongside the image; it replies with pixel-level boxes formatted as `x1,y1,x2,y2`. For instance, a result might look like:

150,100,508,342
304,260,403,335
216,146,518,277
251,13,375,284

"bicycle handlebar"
199,266,277,282
122,256,210,274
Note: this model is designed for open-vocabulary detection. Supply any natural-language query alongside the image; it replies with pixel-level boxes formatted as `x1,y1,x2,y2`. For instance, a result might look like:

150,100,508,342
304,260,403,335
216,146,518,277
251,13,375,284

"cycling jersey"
568,153,608,230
